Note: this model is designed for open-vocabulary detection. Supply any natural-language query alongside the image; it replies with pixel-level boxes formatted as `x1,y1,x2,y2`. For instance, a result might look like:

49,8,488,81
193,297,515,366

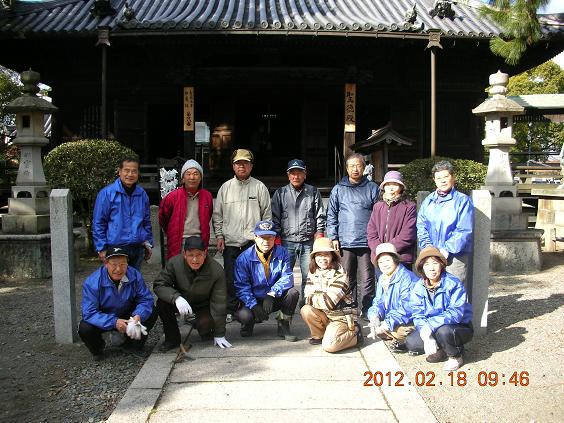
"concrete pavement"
107,316,436,423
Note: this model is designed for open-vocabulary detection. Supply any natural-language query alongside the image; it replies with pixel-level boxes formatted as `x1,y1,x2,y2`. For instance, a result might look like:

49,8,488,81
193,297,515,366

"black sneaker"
158,341,180,353
277,320,298,342
240,323,254,337
120,342,148,358
309,338,322,345
355,323,364,347
408,350,423,356
91,351,104,362
390,341,407,353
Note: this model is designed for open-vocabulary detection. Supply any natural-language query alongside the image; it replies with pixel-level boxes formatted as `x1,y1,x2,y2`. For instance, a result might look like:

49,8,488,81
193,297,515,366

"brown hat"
374,243,400,262
310,237,336,258
415,246,447,276
231,149,254,163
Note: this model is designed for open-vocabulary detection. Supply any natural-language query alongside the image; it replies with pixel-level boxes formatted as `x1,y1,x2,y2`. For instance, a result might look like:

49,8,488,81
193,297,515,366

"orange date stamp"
363,370,530,387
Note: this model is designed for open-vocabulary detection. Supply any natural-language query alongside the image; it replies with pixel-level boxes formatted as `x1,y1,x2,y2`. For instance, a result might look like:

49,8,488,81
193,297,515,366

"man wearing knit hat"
159,159,213,260
213,149,272,322
92,156,153,270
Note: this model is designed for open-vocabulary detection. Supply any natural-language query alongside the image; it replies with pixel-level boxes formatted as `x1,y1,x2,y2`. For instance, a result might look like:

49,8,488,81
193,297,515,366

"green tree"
0,66,20,157
507,60,564,157
480,0,550,65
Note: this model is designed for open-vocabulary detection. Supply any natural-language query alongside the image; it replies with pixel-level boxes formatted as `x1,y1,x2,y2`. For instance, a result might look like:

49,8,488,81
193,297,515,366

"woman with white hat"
367,170,417,268
366,243,419,352
407,246,473,371
300,237,363,352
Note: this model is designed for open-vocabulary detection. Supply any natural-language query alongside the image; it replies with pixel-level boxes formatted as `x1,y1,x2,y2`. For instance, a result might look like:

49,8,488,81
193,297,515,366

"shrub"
44,139,138,250
400,156,487,200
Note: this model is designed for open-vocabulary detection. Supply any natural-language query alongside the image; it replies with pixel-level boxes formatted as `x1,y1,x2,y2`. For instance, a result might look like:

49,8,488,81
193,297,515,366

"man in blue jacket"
327,153,379,318
92,156,153,270
271,159,326,305
78,247,157,361
234,220,299,341
416,161,474,288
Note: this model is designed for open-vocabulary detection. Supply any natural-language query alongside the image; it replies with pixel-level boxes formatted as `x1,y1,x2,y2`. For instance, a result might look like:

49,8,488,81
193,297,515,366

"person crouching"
301,237,363,352
407,246,473,371
234,220,299,341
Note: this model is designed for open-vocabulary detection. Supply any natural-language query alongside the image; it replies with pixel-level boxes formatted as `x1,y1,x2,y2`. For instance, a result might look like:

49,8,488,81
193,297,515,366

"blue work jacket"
234,244,294,309
416,187,473,256
367,264,419,330
326,176,379,248
81,266,154,331
92,179,153,253
410,272,473,333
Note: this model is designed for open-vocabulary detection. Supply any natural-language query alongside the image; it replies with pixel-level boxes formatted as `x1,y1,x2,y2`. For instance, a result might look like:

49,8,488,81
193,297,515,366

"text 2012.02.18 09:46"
363,370,530,387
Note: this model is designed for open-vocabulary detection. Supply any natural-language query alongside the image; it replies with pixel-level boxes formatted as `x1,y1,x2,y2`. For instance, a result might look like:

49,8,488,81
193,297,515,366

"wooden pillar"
183,86,195,159
97,26,111,140
343,83,356,162
426,30,442,158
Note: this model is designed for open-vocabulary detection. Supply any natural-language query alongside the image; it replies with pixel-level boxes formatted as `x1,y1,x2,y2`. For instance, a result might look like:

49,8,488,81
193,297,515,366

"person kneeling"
407,246,473,371
301,237,363,352
234,221,299,342
78,247,157,361
154,237,231,351
366,243,419,353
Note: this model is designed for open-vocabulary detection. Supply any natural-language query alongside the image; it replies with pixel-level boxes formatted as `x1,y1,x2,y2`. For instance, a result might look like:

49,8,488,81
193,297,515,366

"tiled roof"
0,0,561,39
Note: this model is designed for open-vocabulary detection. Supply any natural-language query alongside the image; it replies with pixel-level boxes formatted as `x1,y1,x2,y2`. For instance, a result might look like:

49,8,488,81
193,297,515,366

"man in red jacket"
159,160,213,260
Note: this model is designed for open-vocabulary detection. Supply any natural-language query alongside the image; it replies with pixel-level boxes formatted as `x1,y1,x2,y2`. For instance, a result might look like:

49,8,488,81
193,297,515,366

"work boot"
277,319,297,342
240,323,254,337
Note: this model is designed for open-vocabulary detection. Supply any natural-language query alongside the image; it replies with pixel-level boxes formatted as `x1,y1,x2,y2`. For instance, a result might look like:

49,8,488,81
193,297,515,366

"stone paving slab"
157,380,390,411
170,355,367,382
148,409,398,423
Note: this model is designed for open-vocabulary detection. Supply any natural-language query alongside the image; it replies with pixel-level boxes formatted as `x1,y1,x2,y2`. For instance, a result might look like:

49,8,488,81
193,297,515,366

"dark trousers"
223,242,254,314
235,287,300,326
406,324,474,357
115,244,145,270
78,306,158,355
341,247,375,314
156,298,215,345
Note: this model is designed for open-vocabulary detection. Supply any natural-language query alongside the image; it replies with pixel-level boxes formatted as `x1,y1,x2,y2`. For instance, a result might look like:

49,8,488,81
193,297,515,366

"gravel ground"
0,257,164,423
1,252,563,423
392,252,564,423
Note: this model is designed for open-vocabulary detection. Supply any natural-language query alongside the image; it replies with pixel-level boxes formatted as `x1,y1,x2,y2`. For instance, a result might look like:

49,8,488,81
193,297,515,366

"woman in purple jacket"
367,171,417,268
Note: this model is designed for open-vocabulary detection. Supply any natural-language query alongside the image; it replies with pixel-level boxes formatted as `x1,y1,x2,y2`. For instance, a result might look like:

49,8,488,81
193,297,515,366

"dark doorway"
147,104,184,161
234,102,301,176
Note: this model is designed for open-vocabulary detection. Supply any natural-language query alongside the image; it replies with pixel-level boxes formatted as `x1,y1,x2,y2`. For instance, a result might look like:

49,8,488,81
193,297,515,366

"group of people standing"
78,148,475,371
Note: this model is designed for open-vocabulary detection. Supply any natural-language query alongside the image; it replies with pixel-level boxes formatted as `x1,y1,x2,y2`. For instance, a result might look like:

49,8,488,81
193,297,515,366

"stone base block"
1,214,50,233
9,196,50,215
490,230,543,273
0,233,51,278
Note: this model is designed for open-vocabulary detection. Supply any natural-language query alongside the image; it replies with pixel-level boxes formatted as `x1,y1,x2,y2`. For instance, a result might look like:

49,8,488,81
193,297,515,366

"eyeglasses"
347,164,363,169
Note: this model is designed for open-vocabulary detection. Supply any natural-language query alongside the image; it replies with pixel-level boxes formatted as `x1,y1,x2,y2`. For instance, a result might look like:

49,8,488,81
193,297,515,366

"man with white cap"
154,236,231,351
234,220,299,341
79,246,157,361
213,149,272,322
92,156,153,270
271,158,326,305
159,159,213,260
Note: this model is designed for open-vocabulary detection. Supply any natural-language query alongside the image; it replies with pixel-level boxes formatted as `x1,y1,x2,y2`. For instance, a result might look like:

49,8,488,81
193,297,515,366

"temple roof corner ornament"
90,0,117,18
429,1,456,19
403,4,425,32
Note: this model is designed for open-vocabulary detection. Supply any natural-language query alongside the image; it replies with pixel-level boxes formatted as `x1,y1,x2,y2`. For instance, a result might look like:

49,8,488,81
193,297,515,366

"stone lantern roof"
472,70,524,116
5,69,58,114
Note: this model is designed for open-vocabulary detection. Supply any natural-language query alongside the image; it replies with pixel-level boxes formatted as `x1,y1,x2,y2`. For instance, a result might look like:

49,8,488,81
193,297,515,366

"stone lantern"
472,70,543,272
2,69,57,234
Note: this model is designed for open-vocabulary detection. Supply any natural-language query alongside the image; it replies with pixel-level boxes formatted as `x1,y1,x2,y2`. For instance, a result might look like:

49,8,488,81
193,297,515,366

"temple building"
1,0,562,186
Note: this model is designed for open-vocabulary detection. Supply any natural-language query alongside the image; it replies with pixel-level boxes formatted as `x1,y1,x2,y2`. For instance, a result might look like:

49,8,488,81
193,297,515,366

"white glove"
439,248,449,260
214,337,232,349
126,318,141,340
375,321,390,337
365,315,380,340
175,296,192,317
423,338,439,355
139,322,148,336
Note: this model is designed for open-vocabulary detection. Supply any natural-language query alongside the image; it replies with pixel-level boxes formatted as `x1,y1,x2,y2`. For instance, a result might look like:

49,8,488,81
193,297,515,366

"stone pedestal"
490,197,528,231
0,233,51,278
531,189,564,252
490,229,543,273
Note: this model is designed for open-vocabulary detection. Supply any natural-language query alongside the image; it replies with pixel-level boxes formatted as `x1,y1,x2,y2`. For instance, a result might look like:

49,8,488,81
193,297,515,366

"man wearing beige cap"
213,149,272,321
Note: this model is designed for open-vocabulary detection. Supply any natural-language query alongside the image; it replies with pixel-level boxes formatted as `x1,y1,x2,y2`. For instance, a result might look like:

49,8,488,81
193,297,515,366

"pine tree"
480,0,550,65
